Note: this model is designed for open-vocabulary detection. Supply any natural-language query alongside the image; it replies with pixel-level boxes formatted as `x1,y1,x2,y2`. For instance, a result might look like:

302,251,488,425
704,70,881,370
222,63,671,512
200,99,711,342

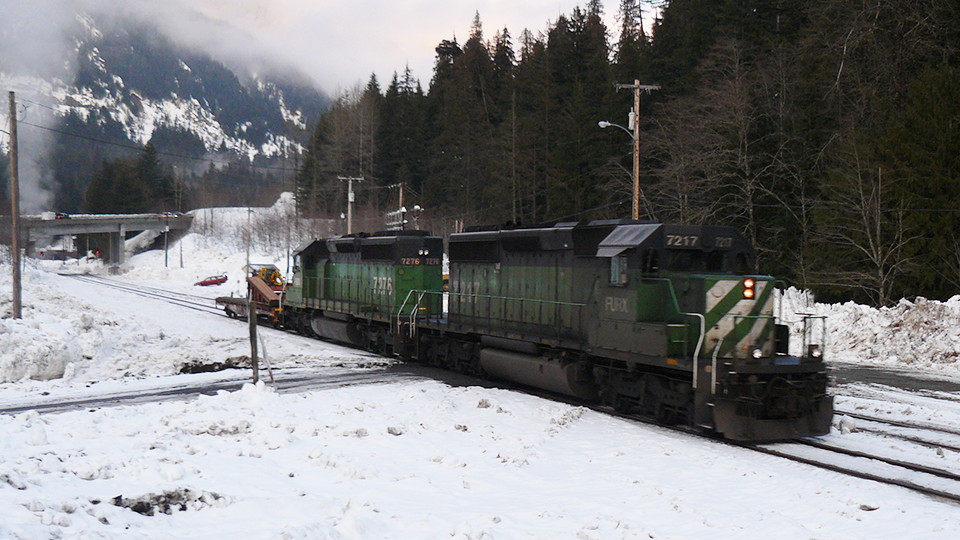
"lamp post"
598,119,639,220
600,80,660,220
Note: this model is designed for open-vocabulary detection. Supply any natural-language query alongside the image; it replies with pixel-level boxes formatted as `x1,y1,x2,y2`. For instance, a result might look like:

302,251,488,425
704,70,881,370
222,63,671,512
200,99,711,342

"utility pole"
614,80,660,220
338,176,363,234
8,92,21,319
398,182,404,231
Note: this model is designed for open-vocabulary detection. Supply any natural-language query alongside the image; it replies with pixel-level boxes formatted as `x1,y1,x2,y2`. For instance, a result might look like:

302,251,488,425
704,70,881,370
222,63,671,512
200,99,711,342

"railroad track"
835,409,960,438
0,367,418,416
750,436,960,503
585,400,960,503
62,273,226,317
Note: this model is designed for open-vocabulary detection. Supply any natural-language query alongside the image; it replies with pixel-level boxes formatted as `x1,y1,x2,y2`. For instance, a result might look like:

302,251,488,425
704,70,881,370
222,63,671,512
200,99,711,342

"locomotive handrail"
397,288,420,337
439,289,586,340
711,332,729,395
397,288,416,325
682,312,705,390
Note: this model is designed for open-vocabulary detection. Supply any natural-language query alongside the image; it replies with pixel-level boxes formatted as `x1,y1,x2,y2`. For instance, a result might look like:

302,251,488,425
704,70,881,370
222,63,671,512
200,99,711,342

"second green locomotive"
283,230,443,355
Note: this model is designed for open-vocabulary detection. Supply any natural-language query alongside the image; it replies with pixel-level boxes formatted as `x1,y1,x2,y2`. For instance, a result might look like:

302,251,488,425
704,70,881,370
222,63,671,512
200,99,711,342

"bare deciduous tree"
811,139,918,306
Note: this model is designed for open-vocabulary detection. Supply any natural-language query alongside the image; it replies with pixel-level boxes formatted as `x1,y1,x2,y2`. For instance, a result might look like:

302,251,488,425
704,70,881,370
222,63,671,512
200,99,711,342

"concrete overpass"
13,213,194,264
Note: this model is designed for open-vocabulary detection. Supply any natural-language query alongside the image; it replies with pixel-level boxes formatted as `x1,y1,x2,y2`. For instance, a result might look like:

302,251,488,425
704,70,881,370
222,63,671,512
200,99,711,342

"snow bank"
0,264,191,384
780,288,960,372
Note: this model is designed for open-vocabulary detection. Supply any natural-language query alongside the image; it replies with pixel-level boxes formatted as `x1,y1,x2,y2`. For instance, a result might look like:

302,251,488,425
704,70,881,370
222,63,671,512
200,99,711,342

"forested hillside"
297,0,960,306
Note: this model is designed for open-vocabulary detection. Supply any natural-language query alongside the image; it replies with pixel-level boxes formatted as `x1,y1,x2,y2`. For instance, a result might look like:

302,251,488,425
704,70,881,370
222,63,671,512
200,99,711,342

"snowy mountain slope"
54,14,325,159
2,10,326,169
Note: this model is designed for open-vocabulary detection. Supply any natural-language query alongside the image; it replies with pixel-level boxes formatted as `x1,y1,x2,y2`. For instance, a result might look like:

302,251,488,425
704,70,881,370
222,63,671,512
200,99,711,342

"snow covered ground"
2,196,960,539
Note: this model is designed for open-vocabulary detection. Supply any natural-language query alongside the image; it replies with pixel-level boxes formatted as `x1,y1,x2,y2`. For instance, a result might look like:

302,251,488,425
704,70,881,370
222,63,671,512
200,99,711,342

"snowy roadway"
3,202,960,539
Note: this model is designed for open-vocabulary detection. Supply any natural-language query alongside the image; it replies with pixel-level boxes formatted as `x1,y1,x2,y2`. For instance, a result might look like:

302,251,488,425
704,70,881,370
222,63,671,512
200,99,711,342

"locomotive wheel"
378,328,393,356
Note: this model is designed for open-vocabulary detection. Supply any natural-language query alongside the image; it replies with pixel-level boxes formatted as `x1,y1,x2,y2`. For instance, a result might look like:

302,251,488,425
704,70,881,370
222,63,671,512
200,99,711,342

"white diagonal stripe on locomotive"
705,279,739,313
703,279,774,358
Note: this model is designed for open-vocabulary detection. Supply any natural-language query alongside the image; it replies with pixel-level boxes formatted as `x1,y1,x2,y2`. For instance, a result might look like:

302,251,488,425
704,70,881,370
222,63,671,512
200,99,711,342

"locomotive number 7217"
666,235,700,248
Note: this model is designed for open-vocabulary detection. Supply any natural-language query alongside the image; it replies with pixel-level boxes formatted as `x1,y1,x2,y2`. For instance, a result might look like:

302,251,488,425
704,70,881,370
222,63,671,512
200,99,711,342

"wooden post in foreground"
8,91,21,319
248,299,259,383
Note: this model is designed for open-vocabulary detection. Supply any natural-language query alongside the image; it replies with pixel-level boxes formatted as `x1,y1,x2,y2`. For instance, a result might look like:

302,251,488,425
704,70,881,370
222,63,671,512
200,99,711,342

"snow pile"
122,193,333,286
1,196,374,389
780,288,960,371
0,264,190,384
826,296,960,368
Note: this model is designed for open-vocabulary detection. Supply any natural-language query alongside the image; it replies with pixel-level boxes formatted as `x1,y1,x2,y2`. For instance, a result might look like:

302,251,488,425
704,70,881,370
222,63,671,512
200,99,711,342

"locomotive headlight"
752,348,763,359
743,278,756,299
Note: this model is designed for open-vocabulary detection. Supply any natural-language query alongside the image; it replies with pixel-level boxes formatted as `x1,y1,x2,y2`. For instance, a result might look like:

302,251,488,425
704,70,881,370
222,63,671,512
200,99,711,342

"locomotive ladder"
397,289,427,339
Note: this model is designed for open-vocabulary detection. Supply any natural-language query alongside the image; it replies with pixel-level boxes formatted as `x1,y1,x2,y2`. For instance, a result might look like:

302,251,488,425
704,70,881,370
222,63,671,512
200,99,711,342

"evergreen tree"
614,0,649,84
137,143,176,212
296,113,337,217
46,110,136,213
513,29,551,224
425,15,502,220
83,159,145,214
648,0,721,95
377,68,427,197
111,160,147,213
544,6,616,220
883,65,960,299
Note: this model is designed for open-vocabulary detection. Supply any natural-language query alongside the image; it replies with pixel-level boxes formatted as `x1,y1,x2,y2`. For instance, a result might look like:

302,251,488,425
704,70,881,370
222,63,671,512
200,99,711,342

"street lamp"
599,118,640,220
598,120,633,138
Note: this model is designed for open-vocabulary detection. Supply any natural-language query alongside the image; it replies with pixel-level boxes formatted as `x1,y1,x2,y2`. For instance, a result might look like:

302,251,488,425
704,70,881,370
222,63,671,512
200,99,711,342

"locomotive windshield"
661,249,752,274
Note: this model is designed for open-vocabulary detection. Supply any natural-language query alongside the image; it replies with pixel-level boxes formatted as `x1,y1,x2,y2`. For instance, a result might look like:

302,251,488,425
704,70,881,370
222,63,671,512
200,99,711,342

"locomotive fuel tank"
310,313,363,347
479,347,599,400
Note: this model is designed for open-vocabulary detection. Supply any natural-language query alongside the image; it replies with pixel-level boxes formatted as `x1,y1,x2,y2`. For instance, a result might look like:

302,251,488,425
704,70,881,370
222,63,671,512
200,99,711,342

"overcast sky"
187,0,655,91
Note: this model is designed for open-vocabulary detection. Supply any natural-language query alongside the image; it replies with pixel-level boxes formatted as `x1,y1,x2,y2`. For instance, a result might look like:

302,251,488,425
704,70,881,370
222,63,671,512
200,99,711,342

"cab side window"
609,255,628,286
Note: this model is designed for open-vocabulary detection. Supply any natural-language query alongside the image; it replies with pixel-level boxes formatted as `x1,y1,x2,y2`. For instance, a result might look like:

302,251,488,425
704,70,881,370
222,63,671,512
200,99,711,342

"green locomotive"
411,220,832,441
283,230,444,355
